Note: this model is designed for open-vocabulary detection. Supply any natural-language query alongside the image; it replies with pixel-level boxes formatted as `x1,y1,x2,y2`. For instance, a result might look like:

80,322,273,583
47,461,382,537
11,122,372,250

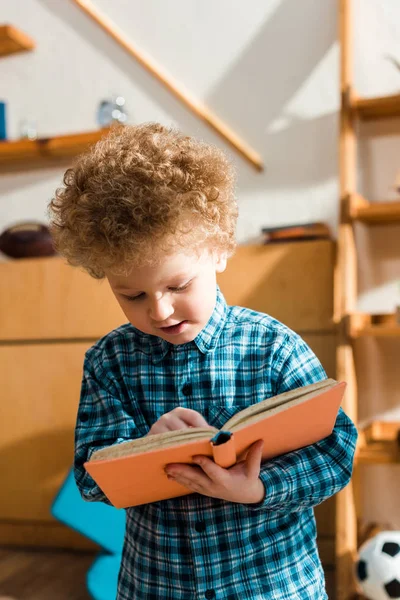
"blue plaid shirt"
75,287,357,600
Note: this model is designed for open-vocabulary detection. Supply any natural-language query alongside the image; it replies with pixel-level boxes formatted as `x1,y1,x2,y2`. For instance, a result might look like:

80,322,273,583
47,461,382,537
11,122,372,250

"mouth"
158,320,189,335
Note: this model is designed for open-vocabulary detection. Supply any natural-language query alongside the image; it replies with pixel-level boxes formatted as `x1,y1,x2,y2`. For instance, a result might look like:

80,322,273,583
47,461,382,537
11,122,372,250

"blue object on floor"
87,552,122,600
52,469,125,599
51,469,125,554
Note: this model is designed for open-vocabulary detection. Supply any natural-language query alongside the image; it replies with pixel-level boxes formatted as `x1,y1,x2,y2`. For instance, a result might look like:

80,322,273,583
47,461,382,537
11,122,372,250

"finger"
245,440,264,479
162,414,194,431
166,464,211,487
150,415,187,433
172,407,212,429
167,474,206,494
192,455,228,483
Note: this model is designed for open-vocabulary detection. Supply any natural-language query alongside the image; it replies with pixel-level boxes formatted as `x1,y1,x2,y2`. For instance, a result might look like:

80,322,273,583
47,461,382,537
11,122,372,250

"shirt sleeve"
249,335,358,513
74,351,140,504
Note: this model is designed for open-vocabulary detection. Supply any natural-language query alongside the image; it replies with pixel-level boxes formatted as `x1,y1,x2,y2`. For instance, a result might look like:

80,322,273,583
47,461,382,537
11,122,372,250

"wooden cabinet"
0,241,336,554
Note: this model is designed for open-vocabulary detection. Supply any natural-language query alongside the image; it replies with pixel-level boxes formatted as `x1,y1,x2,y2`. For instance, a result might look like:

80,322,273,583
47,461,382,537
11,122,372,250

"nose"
148,295,174,323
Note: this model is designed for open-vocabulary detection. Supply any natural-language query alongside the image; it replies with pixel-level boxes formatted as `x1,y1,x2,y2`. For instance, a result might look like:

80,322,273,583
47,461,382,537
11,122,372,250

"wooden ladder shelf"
336,1,400,598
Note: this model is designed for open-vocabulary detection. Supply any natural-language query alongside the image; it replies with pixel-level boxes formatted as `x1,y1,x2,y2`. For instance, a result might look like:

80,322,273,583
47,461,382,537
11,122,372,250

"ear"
215,253,227,273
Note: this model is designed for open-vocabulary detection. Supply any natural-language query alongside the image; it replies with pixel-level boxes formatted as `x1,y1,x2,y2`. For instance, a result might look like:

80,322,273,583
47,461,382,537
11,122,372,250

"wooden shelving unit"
0,25,35,58
0,129,111,168
336,2,400,598
352,93,400,121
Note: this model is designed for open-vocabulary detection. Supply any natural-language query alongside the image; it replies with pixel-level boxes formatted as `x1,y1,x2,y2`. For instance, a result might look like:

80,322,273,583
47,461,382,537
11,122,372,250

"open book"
84,378,346,508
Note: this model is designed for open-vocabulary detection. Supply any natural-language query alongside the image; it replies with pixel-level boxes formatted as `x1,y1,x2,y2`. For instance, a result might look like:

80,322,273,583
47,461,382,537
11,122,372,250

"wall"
0,0,399,529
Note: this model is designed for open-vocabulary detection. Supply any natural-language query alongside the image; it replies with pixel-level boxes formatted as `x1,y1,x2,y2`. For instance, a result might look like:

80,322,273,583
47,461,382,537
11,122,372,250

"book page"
225,379,335,431
90,426,218,461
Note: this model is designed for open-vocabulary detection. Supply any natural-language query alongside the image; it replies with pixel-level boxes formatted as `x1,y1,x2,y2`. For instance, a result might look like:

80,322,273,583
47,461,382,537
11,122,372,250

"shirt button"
195,521,206,533
182,383,192,396
205,590,215,599
79,412,89,422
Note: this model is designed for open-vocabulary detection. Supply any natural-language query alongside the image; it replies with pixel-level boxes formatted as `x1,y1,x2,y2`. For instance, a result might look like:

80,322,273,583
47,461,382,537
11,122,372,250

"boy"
49,123,357,600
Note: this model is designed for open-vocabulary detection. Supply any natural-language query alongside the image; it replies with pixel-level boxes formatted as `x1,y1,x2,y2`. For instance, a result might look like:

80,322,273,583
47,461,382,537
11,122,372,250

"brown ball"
0,222,56,259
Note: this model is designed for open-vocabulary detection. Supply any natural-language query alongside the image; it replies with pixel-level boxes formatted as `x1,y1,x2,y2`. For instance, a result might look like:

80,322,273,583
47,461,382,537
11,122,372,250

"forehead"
107,249,211,290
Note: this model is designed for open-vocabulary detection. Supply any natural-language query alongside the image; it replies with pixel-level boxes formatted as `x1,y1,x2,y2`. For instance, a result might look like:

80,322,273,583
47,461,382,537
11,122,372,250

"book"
84,378,346,508
261,222,331,243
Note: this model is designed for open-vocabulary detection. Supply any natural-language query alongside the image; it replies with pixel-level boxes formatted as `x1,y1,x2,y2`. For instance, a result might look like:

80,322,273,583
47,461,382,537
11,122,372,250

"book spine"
210,431,237,468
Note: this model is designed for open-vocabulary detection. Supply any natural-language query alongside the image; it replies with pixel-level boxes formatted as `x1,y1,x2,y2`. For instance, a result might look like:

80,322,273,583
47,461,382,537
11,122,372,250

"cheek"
180,289,215,320
120,302,145,327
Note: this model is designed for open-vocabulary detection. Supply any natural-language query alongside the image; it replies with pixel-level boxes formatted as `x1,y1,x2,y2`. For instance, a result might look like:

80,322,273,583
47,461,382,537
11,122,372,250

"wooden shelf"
357,442,400,464
349,194,400,224
362,421,400,444
348,313,400,338
357,421,400,464
0,25,35,58
352,93,400,121
0,129,112,167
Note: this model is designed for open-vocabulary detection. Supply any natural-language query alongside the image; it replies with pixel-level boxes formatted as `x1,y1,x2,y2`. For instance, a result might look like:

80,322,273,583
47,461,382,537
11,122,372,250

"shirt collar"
146,286,228,364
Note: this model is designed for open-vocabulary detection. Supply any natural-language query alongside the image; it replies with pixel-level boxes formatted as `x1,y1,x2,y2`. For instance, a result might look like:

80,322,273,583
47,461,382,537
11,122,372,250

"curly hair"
48,123,238,279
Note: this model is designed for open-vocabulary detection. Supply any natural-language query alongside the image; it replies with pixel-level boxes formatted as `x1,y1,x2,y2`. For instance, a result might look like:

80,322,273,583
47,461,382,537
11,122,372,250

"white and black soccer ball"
355,531,400,600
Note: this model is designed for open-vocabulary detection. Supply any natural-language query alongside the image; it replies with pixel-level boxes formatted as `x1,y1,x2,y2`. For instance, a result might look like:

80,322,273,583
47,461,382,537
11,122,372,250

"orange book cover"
84,379,346,508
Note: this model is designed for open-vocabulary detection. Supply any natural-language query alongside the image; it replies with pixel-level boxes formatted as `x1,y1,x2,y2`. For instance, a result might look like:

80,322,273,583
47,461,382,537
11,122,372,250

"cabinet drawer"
0,342,92,521
218,241,335,332
0,257,126,340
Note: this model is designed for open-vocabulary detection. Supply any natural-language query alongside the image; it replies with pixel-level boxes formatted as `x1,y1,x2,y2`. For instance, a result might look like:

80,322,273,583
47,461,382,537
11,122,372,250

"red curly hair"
48,123,238,279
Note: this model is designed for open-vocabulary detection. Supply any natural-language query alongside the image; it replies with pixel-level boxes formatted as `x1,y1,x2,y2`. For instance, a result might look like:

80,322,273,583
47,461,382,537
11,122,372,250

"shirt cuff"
247,464,290,511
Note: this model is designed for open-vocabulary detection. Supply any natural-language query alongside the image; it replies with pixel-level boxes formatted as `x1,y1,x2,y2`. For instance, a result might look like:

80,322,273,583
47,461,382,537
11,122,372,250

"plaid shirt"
75,287,357,600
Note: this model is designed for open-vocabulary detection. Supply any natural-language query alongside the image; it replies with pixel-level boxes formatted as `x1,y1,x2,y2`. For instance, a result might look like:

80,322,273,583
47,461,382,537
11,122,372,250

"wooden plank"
357,441,400,464
318,538,336,566
336,333,358,597
0,521,97,551
0,343,92,521
349,314,400,338
362,421,400,443
0,24,35,58
336,0,360,597
302,334,336,377
353,93,400,121
218,241,335,332
0,257,126,340
315,497,336,538
70,0,263,171
0,547,95,600
0,129,111,166
0,242,335,341
349,194,400,224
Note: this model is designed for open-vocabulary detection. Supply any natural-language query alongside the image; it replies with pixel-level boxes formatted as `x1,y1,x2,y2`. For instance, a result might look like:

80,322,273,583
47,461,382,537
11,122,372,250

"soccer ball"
355,531,400,600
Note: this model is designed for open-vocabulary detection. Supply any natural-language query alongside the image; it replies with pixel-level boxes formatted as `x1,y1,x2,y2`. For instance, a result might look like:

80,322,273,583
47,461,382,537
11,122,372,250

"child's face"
106,248,227,345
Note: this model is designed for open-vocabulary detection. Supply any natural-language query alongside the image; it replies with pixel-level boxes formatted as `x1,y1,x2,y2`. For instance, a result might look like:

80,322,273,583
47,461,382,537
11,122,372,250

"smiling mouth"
160,321,184,330
158,320,189,333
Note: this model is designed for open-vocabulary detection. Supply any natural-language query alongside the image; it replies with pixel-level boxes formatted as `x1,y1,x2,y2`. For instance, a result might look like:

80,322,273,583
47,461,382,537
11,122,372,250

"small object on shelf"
261,222,331,244
355,531,400,600
0,222,56,259
97,94,128,127
370,314,397,327
19,118,37,140
0,101,6,140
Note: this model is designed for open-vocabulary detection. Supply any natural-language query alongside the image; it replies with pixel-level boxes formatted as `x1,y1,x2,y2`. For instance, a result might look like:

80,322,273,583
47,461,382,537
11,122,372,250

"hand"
147,407,213,436
165,440,265,505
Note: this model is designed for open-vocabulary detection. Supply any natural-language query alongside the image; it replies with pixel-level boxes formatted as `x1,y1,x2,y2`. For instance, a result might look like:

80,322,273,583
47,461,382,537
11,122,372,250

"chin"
168,332,197,345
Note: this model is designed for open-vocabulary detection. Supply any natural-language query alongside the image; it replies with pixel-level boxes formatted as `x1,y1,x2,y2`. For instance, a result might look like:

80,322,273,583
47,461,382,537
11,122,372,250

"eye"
169,281,191,292
123,292,145,301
